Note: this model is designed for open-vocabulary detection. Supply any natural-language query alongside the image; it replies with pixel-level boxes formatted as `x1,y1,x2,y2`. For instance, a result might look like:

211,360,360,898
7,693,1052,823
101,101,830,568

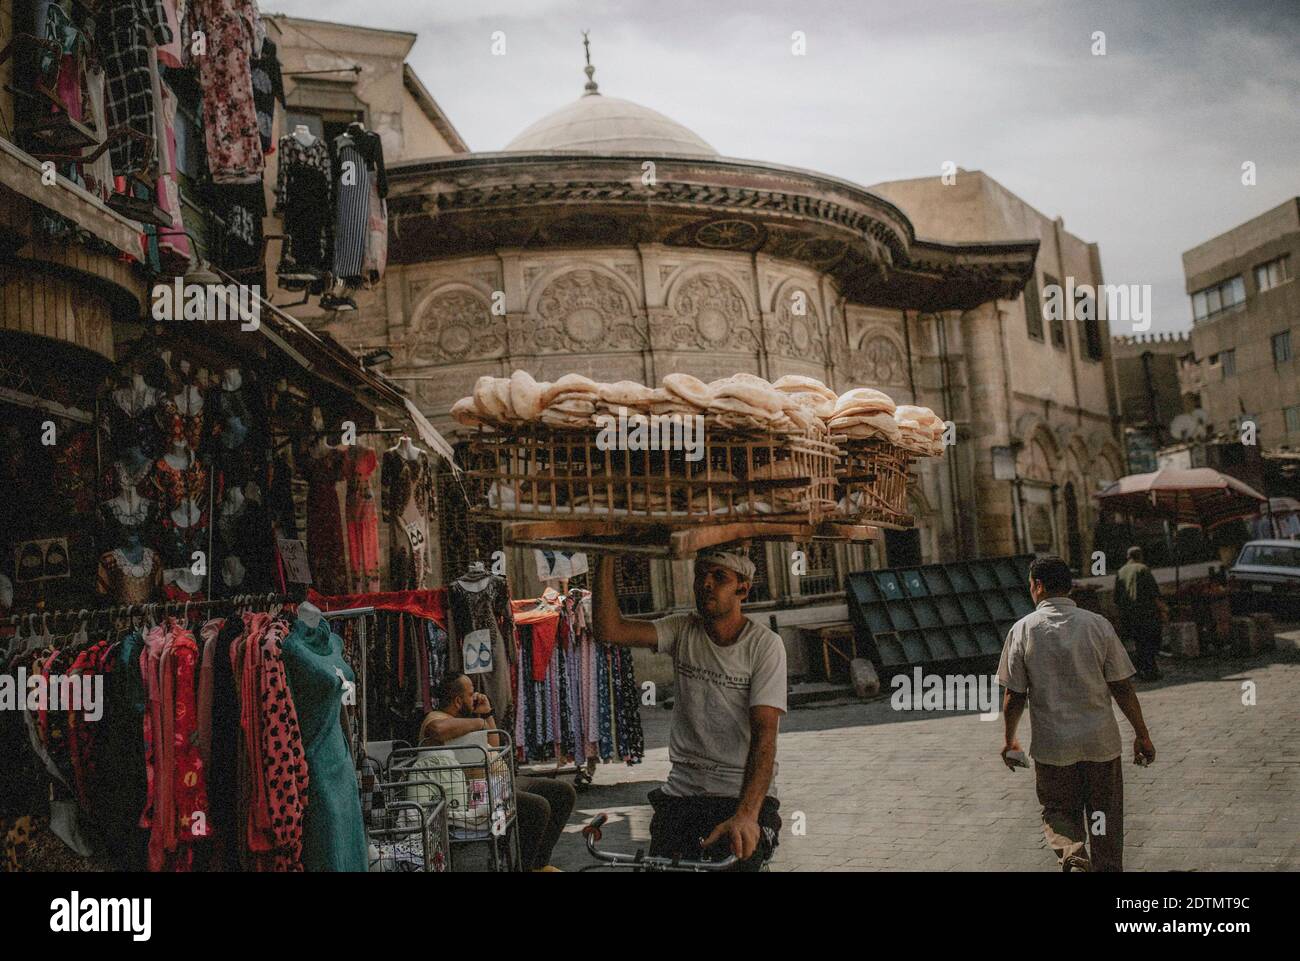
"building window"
745,546,772,603
1192,275,1246,323
1286,406,1300,435
1255,255,1291,293
1273,330,1292,365
1023,277,1044,340
797,542,840,597
1220,349,1236,379
1075,289,1103,360
613,555,655,615
1043,274,1065,349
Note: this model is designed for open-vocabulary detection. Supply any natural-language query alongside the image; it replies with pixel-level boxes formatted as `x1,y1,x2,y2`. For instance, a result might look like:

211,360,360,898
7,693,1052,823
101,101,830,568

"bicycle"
583,813,767,872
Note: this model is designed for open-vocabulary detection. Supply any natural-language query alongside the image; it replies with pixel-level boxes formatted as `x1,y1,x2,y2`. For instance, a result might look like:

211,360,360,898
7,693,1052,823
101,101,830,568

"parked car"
1227,539,1300,614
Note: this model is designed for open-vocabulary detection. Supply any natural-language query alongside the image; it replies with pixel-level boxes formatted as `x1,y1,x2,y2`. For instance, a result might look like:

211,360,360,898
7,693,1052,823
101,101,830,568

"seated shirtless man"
420,673,576,872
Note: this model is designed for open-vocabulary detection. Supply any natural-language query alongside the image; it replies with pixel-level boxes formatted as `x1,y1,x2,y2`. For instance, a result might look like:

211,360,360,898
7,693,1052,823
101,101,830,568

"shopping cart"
386,732,522,872
359,746,451,872
582,813,753,872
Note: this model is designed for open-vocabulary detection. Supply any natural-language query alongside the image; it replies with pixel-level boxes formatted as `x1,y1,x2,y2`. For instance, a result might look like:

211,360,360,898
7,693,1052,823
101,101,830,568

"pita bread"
711,380,788,416
662,373,713,409
834,387,896,416
451,396,489,427
772,375,836,402
473,376,509,422
598,380,657,409
542,373,599,405
782,390,835,419
509,370,546,421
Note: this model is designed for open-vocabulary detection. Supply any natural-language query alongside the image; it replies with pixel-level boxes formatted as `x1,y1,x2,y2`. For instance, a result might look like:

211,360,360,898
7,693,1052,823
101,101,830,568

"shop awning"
209,267,456,465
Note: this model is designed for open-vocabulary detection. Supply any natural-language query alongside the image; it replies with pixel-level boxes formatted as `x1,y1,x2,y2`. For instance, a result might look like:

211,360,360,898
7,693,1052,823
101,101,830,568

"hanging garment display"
304,444,348,595
330,124,387,287
96,0,173,176
95,545,163,604
309,588,450,744
250,35,284,155
191,0,263,183
274,132,333,286
208,181,266,274
511,589,644,768
82,63,115,201
155,80,191,272
381,441,434,591
448,570,514,731
0,600,335,874
343,446,381,594
281,614,367,872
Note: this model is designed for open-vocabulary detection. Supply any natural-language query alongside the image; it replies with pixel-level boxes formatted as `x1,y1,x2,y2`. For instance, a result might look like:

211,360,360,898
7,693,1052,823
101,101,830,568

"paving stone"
551,651,1300,872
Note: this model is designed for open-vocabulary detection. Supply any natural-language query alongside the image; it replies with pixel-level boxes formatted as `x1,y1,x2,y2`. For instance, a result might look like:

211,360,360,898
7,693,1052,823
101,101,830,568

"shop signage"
276,536,313,585
14,537,70,583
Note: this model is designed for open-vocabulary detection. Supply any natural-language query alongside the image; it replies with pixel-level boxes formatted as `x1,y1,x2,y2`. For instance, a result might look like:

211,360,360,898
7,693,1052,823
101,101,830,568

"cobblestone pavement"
550,645,1300,872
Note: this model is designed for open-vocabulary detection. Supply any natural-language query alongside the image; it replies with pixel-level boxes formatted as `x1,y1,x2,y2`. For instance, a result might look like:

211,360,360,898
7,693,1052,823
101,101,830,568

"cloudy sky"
268,0,1300,332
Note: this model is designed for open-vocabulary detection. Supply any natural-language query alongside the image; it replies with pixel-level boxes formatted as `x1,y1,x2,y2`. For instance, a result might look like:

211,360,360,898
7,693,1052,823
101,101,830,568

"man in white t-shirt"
594,549,786,870
998,555,1156,872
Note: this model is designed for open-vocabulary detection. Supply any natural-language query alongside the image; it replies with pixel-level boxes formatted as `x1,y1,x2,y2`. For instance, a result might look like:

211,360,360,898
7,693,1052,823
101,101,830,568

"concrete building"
1111,331,1194,471
1182,198,1300,447
870,170,1125,570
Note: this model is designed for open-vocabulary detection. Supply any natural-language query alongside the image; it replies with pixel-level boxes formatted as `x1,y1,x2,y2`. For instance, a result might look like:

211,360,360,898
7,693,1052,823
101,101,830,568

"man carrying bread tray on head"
593,548,786,871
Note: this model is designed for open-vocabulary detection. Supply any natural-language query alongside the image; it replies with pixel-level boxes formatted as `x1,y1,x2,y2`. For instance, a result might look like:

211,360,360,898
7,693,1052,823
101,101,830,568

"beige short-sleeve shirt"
654,612,787,798
997,597,1136,765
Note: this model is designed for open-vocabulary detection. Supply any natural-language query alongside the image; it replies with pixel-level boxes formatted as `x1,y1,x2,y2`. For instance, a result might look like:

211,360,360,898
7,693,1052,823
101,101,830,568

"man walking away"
1114,546,1165,681
999,555,1156,872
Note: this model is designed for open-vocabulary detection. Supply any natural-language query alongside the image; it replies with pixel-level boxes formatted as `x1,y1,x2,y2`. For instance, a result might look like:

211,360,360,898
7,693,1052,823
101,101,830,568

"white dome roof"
504,94,717,157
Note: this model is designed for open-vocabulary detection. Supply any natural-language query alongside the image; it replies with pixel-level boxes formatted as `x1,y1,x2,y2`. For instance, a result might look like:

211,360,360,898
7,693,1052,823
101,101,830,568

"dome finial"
581,30,599,96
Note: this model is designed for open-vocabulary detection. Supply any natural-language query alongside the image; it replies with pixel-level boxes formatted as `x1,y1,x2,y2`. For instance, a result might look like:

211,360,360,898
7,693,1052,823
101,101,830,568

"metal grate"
746,544,772,603
614,554,655,615
797,541,840,597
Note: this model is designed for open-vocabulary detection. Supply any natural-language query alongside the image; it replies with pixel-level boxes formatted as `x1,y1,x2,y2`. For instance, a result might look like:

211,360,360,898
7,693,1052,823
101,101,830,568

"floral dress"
191,0,262,183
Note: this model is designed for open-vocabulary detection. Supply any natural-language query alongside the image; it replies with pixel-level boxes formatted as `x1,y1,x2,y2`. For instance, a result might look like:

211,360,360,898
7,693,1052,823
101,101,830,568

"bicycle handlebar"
583,813,740,871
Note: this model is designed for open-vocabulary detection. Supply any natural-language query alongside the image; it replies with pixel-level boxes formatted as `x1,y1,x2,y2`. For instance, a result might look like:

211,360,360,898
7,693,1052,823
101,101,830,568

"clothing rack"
321,605,375,751
4,592,293,629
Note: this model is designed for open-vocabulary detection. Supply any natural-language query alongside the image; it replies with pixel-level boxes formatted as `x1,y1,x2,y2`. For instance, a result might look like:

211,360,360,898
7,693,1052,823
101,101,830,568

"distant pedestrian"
1114,546,1166,681
998,555,1156,872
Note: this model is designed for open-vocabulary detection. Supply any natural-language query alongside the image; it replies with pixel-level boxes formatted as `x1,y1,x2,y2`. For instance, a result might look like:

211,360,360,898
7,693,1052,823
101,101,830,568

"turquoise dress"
282,618,367,871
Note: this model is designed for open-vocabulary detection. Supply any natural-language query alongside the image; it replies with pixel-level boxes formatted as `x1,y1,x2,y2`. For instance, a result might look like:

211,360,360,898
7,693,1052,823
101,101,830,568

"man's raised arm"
593,555,659,649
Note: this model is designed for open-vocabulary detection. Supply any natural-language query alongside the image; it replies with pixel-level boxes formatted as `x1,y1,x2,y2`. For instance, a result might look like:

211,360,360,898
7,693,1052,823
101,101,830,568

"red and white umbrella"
1096,467,1266,530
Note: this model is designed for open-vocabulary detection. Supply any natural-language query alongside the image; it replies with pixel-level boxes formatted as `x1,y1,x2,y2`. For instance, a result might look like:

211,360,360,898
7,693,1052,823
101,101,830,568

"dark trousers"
1123,617,1162,676
647,788,781,872
515,775,576,870
1034,757,1124,872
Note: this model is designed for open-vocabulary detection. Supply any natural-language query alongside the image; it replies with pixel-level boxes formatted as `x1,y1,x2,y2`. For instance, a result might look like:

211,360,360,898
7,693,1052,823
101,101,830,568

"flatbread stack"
894,405,947,457
541,374,600,429
827,387,901,444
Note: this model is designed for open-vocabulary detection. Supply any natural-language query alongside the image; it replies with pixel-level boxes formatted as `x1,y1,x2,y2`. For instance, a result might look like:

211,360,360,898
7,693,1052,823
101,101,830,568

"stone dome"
504,93,718,157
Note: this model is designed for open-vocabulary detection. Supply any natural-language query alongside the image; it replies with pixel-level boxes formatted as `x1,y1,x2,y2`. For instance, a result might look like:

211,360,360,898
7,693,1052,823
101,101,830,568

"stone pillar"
959,303,1017,557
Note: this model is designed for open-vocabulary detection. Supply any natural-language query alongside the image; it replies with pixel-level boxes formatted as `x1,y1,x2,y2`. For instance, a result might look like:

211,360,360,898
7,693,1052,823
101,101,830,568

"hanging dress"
381,448,434,590
96,0,172,177
274,134,333,284
343,446,381,593
191,0,263,183
304,446,348,595
331,133,371,285
281,617,367,872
